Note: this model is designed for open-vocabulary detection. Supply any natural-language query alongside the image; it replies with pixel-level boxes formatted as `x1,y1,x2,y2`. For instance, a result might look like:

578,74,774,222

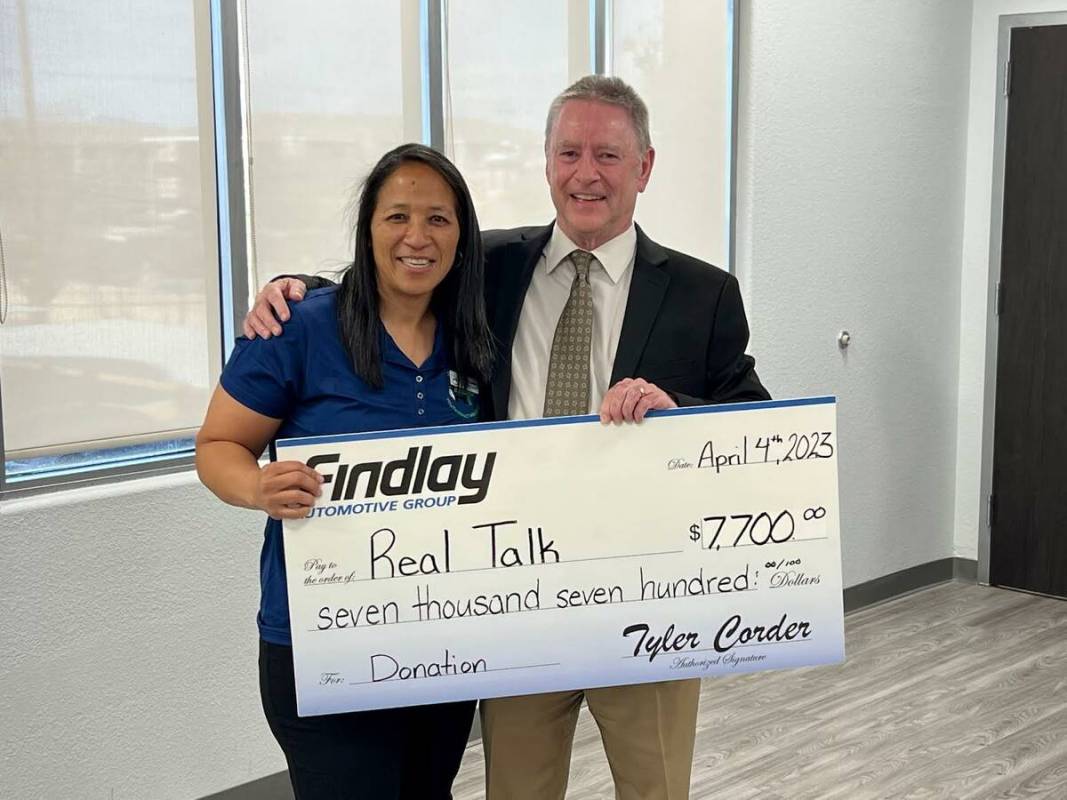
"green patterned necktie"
543,250,595,417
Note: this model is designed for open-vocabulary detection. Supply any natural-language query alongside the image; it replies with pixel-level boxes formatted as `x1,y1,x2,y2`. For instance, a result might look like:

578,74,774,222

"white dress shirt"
508,224,637,420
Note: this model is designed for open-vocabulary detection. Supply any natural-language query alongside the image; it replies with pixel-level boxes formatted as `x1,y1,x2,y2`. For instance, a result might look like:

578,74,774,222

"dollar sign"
689,523,701,542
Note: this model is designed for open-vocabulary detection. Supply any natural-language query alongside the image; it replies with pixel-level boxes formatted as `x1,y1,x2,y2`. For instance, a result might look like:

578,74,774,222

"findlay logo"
307,446,497,506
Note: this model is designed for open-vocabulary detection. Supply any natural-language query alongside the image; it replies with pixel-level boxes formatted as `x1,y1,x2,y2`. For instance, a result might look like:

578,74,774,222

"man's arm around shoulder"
243,273,337,339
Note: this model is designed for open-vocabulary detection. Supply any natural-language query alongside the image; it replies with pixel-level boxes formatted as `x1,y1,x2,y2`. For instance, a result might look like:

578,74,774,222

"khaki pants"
481,679,700,800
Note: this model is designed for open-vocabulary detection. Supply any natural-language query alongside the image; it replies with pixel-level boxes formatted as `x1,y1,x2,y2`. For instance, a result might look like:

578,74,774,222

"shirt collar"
544,223,637,285
379,321,445,370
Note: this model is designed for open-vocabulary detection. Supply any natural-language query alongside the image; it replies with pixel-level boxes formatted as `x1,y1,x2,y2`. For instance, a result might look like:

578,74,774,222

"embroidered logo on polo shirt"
448,369,479,420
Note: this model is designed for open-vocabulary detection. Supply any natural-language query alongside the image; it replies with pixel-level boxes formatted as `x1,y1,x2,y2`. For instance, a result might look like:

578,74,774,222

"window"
242,0,414,285
0,1,220,486
612,0,733,268
0,0,735,492
443,0,578,230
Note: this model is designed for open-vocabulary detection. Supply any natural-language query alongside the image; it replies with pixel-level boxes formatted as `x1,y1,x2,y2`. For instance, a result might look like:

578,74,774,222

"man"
245,76,769,799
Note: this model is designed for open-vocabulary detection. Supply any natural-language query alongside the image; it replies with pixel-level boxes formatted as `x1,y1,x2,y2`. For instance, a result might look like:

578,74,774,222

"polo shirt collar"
544,223,637,285
379,321,445,369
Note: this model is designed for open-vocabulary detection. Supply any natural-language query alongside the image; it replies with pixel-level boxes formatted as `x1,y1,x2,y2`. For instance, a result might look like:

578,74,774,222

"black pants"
259,640,476,799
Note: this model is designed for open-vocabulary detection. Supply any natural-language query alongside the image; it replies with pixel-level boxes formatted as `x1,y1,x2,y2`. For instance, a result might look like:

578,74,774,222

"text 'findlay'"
307,445,497,506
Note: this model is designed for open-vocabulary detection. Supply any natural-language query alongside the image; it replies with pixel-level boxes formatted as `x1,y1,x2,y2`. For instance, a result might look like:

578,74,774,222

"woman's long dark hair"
337,143,493,389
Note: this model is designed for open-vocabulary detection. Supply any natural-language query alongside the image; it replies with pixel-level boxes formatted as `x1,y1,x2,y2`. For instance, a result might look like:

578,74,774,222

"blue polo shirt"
220,286,480,645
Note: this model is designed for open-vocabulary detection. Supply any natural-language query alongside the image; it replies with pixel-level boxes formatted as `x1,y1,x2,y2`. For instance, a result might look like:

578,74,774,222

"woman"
196,144,493,799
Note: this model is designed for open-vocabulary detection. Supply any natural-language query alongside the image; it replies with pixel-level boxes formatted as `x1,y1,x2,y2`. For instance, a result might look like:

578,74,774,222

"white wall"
0,475,285,799
953,0,1067,561
735,0,973,586
0,1,985,797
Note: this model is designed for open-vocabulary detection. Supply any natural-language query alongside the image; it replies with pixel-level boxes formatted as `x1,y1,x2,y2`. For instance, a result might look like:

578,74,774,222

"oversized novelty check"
278,397,844,716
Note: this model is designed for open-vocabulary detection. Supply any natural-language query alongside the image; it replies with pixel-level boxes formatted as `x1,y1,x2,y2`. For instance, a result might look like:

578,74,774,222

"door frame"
978,11,1067,585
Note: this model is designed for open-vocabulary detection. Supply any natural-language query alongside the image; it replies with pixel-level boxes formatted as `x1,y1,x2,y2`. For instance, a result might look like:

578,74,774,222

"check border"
277,395,837,449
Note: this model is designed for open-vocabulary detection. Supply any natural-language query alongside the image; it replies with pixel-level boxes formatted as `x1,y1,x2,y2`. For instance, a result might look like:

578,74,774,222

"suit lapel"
490,224,554,418
611,226,670,384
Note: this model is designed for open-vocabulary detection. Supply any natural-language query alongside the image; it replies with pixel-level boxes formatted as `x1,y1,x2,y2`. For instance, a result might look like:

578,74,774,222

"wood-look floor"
451,582,1067,799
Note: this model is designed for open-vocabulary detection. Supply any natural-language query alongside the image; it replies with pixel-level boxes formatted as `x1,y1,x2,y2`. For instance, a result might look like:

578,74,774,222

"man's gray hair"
544,75,652,153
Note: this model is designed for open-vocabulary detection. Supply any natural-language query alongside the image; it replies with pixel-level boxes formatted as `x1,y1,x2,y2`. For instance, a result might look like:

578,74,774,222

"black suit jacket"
291,222,768,420
481,223,768,419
